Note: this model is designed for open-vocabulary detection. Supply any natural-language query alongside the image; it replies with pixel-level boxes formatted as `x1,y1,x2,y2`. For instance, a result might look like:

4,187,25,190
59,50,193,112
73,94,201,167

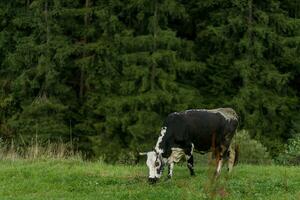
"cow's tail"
233,112,240,166
233,144,239,166
231,128,239,166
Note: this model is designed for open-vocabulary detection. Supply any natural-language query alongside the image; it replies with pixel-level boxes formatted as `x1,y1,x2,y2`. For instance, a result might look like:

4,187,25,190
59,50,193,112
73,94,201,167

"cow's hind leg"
215,157,223,177
214,147,225,178
167,162,174,178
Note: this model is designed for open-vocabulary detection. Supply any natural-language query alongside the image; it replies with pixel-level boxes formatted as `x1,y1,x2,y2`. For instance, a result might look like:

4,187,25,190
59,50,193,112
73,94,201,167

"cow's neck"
155,126,167,155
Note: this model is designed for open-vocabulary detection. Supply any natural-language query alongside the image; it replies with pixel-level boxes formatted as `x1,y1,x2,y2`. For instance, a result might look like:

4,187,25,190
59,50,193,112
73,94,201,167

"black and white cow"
140,108,239,183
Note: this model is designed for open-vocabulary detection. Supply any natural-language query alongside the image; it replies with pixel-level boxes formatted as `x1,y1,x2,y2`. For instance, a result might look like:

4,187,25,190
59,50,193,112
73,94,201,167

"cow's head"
139,150,164,183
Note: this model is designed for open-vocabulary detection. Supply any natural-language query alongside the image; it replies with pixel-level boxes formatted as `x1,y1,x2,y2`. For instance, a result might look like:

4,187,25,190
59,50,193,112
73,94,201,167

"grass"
0,159,299,200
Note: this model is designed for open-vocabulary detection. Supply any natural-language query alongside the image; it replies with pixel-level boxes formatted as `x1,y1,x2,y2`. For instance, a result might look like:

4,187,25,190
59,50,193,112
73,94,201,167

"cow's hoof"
148,177,157,184
167,175,172,179
190,170,196,176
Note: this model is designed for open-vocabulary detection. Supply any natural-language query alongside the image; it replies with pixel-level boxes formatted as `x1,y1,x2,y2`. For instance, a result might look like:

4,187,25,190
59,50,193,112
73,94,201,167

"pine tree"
89,0,204,161
0,0,21,139
59,0,126,155
1,0,72,143
0,0,299,160
192,0,300,155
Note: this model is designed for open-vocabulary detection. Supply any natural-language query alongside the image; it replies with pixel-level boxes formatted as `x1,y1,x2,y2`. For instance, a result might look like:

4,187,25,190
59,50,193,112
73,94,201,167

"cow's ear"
152,147,157,154
139,152,148,156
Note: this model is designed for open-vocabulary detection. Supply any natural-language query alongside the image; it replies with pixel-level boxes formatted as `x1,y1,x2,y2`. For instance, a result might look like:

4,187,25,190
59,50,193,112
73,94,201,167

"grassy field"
0,159,299,200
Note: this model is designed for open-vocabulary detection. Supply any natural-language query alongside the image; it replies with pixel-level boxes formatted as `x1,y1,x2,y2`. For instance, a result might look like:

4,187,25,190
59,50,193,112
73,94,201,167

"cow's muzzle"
148,177,158,184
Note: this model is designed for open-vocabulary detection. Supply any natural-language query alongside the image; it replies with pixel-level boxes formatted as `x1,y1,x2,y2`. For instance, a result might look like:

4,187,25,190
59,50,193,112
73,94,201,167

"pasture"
0,159,299,200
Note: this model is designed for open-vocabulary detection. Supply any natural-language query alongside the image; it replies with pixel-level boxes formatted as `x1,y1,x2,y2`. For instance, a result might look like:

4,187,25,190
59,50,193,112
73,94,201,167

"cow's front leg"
186,155,195,176
185,143,195,176
167,162,174,178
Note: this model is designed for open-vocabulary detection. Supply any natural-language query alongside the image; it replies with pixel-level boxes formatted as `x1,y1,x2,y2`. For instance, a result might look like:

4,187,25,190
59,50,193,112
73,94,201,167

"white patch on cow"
169,148,185,163
163,157,168,164
214,108,238,121
155,127,166,154
168,162,174,177
145,151,160,178
216,159,223,174
185,143,194,160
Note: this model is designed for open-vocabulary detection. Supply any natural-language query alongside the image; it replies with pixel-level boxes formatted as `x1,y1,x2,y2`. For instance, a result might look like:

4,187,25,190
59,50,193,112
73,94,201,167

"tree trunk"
79,0,90,99
26,0,30,9
248,0,253,53
151,0,158,90
45,0,49,45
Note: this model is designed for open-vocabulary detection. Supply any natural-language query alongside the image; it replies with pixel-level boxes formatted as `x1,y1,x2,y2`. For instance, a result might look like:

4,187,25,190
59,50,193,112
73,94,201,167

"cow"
139,108,239,183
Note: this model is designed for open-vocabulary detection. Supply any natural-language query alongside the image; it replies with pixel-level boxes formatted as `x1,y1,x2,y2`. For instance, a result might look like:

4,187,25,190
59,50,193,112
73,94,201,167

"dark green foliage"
191,0,300,156
0,0,299,162
276,114,300,165
276,134,300,165
233,130,272,164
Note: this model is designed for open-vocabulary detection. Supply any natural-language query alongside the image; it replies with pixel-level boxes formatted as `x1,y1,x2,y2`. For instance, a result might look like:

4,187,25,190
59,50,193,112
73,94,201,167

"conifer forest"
0,0,299,162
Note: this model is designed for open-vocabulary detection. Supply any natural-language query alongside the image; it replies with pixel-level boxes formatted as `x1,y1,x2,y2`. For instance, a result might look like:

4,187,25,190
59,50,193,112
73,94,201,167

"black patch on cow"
158,108,238,159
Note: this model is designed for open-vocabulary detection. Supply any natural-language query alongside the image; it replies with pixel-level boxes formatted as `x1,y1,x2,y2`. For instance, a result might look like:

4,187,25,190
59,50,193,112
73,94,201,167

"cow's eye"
155,161,160,167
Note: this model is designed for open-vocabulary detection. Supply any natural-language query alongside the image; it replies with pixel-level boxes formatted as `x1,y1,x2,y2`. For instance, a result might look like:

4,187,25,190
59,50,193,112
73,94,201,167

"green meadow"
0,159,299,200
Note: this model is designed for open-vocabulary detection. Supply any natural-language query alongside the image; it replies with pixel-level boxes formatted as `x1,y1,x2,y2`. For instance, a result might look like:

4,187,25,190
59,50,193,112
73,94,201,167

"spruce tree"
0,0,299,160
89,0,204,161
1,0,72,143
192,0,300,155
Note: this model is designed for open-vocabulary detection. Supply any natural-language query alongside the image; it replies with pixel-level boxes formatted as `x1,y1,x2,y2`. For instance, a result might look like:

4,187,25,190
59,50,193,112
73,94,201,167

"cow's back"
163,108,238,153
